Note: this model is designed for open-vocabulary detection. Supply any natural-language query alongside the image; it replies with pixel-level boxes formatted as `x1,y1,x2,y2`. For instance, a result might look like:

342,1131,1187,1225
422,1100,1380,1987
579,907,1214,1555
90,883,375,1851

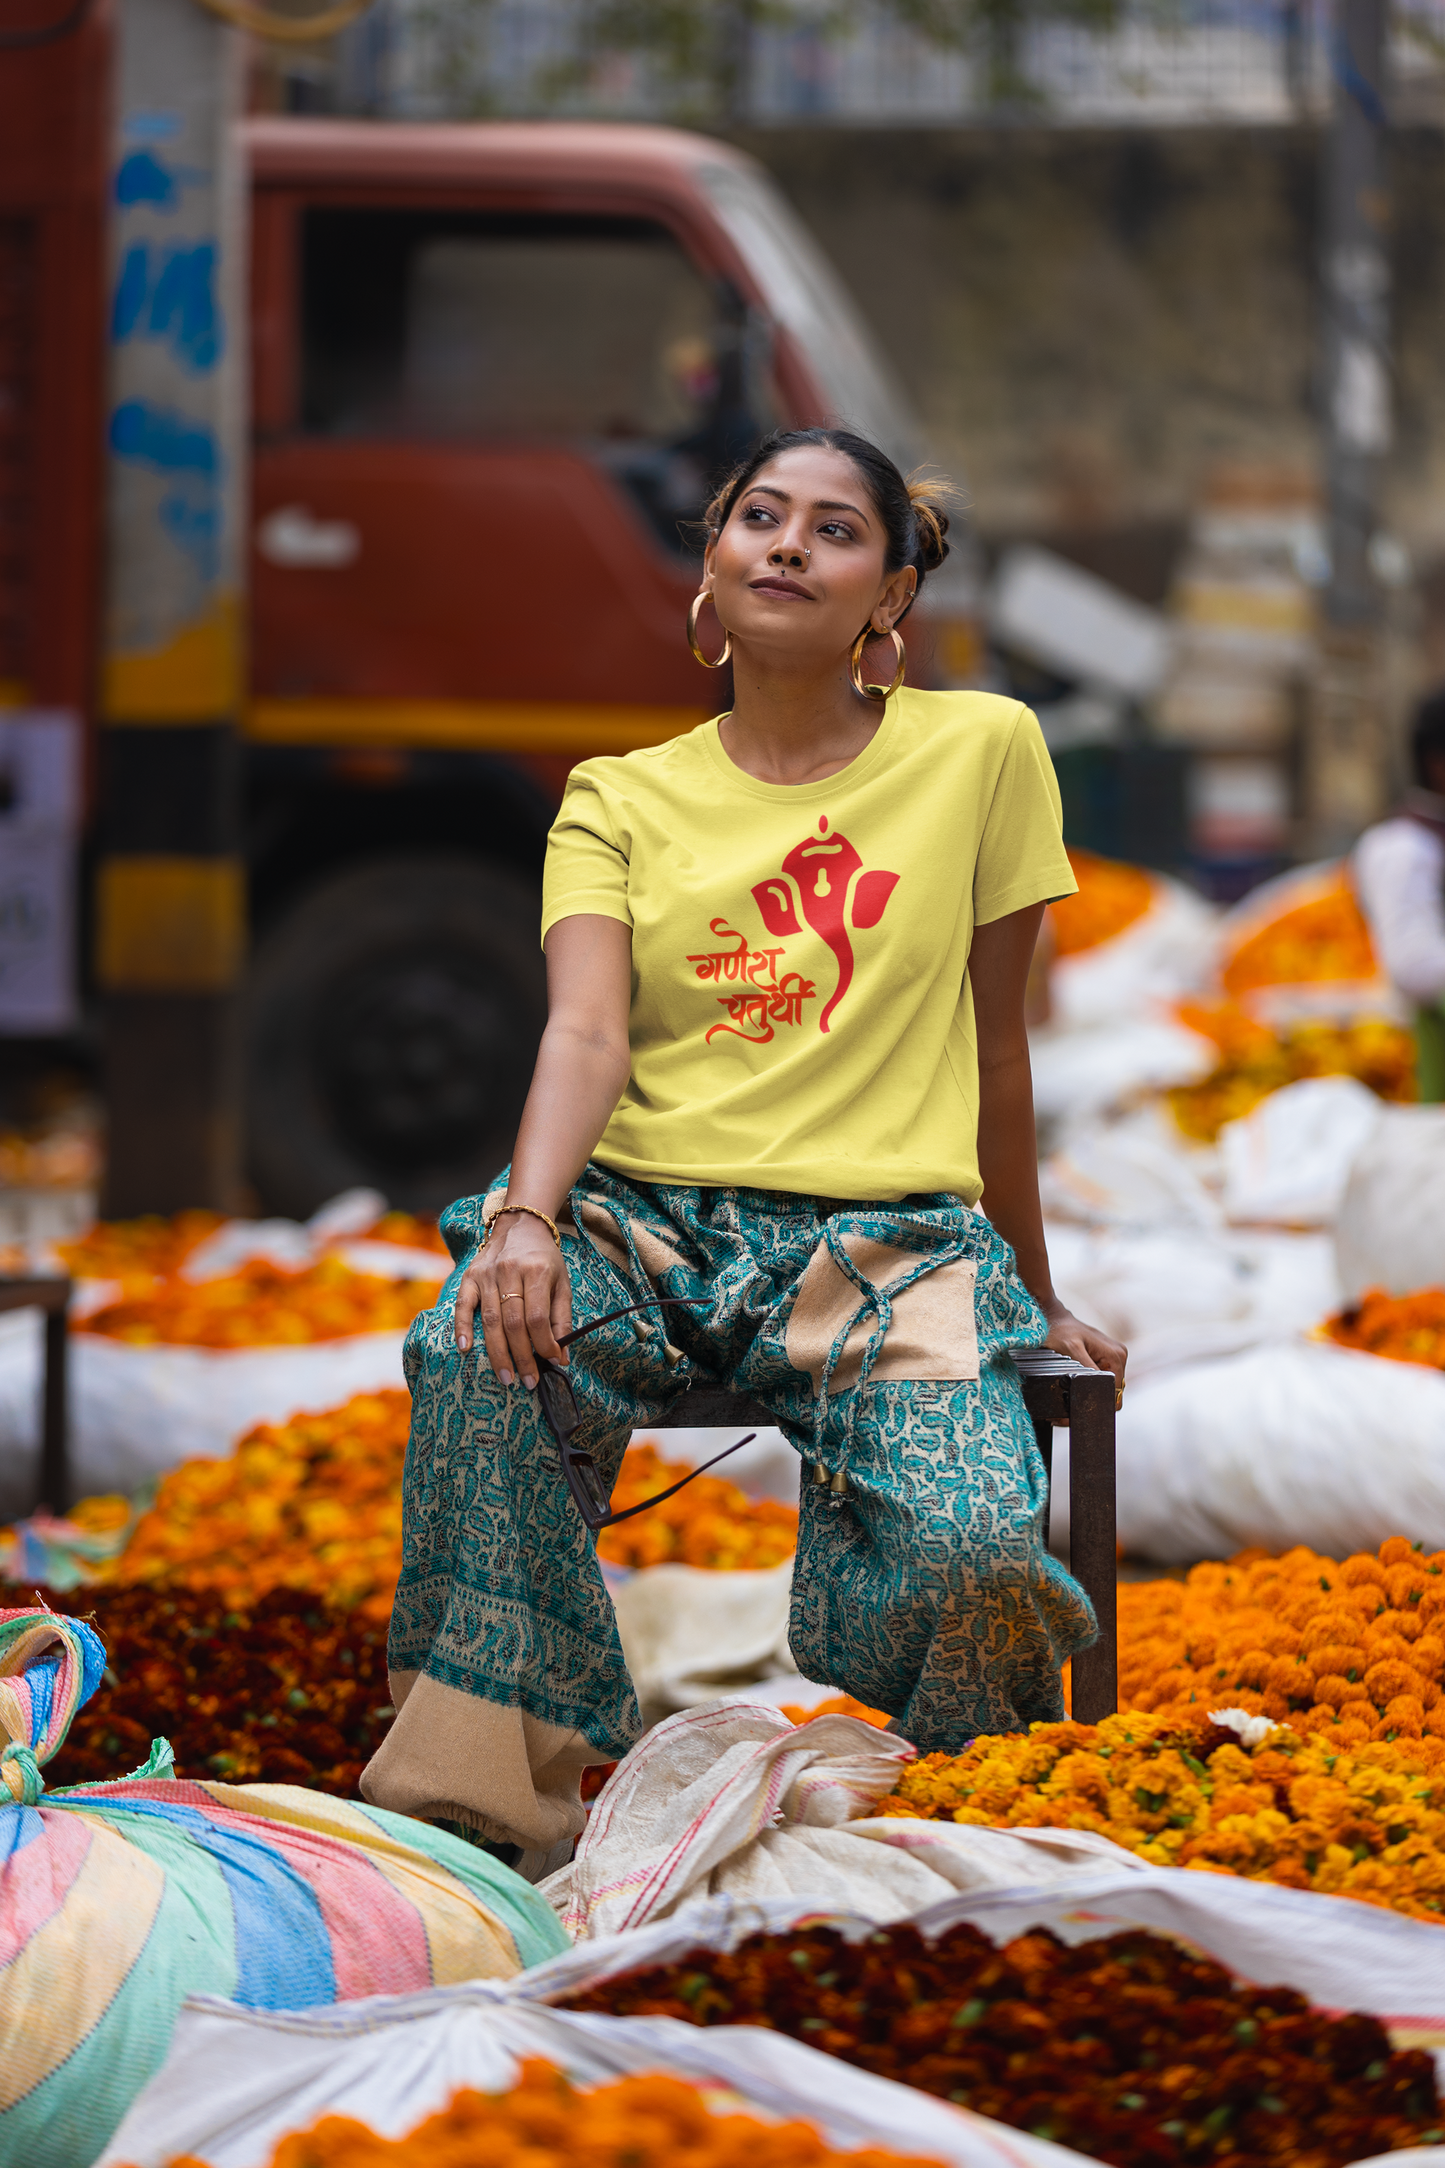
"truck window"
299,208,778,556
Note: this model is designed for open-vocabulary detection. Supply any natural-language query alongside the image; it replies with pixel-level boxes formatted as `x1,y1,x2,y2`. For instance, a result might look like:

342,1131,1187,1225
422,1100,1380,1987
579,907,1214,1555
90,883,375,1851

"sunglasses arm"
557,1294,708,1351
588,1433,757,1527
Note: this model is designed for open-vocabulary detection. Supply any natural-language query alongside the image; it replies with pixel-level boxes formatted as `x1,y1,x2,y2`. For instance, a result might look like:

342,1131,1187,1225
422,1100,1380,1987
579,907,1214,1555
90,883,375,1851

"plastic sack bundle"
101,1882,1445,2168
0,1601,569,2168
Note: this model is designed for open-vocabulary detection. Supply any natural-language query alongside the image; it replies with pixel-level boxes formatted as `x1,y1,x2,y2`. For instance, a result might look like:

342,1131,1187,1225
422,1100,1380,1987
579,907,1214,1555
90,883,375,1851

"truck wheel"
246,853,547,1219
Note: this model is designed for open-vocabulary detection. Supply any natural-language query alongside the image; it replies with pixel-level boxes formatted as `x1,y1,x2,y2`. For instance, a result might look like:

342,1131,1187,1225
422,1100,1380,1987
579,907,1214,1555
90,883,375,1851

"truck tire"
246,853,547,1219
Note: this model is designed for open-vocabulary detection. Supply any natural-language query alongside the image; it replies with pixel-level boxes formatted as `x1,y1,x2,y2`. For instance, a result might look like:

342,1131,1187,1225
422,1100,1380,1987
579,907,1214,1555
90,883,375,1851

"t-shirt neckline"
701,694,901,803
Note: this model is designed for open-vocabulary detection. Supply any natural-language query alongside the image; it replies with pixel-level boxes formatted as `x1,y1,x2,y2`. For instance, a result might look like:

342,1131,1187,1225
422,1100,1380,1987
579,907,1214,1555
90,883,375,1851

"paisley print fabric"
390,1169,1097,1793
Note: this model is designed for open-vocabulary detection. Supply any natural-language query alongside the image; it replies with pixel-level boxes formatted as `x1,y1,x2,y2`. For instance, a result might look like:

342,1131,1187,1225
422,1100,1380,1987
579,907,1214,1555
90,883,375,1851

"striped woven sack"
0,1603,570,2168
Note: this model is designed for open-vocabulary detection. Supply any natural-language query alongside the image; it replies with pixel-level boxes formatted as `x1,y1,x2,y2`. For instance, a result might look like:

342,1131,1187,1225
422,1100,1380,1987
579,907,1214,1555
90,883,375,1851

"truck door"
252,201,778,714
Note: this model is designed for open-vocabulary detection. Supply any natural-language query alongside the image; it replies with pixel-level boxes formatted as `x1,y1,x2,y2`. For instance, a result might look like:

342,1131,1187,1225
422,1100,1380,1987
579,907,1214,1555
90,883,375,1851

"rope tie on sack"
0,1602,108,1807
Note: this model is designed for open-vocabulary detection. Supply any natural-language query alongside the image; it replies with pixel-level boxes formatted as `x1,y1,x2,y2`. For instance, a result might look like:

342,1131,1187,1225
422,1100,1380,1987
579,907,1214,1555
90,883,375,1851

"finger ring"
1115,1386,1125,1409
502,1292,524,1305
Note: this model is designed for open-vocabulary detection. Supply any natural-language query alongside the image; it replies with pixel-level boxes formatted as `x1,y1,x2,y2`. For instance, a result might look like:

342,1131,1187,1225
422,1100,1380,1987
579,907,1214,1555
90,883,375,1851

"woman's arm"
969,904,1127,1388
454,913,632,1389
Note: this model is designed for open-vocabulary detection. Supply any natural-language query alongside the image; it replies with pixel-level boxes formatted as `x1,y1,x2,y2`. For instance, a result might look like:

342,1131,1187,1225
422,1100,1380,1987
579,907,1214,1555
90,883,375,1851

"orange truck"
1,20,975,1214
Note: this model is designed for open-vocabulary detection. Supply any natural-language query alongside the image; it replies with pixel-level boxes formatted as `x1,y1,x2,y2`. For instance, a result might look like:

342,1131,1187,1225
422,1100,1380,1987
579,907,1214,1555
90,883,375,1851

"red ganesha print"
753,817,899,1031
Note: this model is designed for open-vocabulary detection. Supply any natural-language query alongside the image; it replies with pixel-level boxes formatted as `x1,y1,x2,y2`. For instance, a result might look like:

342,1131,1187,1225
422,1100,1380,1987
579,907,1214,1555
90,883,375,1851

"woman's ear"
702,535,718,582
877,567,918,630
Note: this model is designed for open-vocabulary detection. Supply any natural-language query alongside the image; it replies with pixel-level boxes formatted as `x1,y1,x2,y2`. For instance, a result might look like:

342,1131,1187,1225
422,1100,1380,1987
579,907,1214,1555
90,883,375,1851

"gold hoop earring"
850,624,905,702
688,590,731,669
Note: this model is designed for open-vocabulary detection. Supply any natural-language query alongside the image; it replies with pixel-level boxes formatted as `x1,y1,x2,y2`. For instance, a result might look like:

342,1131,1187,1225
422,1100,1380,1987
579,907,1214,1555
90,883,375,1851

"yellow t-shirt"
540,687,1076,1204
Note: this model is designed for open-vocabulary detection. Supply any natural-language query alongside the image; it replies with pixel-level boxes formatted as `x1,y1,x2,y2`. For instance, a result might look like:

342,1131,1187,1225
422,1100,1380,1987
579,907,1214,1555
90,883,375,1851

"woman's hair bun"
905,473,952,574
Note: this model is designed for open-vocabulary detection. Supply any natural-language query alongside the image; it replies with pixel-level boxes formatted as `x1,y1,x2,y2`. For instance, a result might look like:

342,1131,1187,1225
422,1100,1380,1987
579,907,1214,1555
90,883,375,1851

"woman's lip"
749,577,812,598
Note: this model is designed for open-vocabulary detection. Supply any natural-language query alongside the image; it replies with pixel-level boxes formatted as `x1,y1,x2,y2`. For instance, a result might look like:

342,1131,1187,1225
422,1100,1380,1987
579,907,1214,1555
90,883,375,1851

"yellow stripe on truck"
246,698,710,755
95,857,246,993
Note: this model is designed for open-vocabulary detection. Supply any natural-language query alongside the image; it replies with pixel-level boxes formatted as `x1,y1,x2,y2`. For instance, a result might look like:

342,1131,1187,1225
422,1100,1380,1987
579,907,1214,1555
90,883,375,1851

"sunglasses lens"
538,1368,578,1434
566,1450,612,1519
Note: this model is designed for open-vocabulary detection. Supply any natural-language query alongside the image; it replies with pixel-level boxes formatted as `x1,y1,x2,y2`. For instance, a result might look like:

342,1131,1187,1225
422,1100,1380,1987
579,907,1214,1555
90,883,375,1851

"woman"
361,428,1126,1877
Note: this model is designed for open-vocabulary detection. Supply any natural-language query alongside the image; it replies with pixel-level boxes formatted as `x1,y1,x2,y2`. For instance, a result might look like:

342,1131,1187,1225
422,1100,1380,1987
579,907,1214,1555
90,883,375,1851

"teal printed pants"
370,1169,1096,1848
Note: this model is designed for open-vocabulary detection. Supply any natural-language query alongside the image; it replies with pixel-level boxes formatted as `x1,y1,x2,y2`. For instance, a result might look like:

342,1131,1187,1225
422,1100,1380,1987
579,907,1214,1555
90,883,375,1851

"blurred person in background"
1353,690,1445,1101
362,428,1126,1876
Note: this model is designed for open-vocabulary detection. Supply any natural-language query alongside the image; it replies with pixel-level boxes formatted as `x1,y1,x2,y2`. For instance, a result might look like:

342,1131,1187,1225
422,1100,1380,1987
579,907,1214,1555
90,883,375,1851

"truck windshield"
299,207,779,558
694,161,923,476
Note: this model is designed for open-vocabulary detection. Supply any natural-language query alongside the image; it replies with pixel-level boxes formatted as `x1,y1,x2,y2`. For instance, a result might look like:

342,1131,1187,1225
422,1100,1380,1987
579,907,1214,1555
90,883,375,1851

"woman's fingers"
459,1224,573,1389
454,1268,482,1353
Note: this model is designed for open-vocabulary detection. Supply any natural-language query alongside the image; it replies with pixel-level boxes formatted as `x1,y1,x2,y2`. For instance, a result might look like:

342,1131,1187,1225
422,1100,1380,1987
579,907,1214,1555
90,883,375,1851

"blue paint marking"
116,149,176,208
111,243,220,373
110,400,217,476
49,1792,337,2010
160,485,220,583
123,109,183,144
147,244,220,372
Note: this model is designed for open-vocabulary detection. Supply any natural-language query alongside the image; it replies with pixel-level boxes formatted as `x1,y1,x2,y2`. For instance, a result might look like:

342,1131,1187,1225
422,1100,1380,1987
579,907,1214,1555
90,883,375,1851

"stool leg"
1067,1369,1117,1723
1031,1414,1054,1551
40,1304,69,1516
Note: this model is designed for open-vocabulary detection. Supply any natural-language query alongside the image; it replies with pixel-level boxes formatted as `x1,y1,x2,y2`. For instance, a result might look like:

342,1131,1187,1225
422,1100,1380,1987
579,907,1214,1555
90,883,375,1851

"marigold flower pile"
881,1714,1445,1923
134,2060,938,2168
559,1920,1443,2166
76,1254,443,1347
1047,847,1154,956
595,1443,799,1571
1167,1000,1415,1142
97,1390,411,1618
56,1210,448,1347
1324,1289,1445,1371
1221,871,1379,996
1113,1539,1445,1739
3,1579,393,1792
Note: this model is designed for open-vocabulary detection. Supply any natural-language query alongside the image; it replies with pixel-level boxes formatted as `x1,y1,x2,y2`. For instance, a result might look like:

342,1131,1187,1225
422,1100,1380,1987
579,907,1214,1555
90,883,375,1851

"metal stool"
663,1349,1117,1724
0,1275,73,1514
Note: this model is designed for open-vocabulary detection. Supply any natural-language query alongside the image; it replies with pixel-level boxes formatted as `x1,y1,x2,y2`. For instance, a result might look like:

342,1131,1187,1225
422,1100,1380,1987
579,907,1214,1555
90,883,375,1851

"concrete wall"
737,125,1445,603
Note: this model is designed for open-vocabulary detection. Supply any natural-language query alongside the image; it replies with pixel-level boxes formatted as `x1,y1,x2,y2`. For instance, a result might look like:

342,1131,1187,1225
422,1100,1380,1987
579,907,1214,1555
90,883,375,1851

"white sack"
1039,1115,1221,1229
1109,1338,1445,1562
1029,1017,1215,1127
545,1704,1143,1942
0,1322,407,1518
101,1988,1091,2168
1336,1104,1445,1299
1218,1074,1383,1227
1043,1222,1341,1396
611,1562,797,1719
1049,878,1219,1031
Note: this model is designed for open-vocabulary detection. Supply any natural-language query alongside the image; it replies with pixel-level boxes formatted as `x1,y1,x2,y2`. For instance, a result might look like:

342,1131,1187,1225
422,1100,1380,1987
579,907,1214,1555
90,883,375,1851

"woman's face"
704,444,916,671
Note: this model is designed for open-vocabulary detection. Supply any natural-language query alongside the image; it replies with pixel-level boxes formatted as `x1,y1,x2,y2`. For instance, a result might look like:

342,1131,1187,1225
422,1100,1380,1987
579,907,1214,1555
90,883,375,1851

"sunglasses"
532,1296,755,1530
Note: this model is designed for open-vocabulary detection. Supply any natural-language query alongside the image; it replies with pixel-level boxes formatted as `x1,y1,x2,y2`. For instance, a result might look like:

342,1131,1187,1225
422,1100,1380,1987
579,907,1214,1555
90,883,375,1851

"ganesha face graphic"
685,817,899,1045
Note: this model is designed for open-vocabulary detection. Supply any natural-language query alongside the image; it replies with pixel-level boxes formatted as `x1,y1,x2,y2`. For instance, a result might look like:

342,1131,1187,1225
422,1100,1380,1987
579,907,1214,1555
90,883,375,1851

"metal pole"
1309,0,1392,856
97,0,248,1214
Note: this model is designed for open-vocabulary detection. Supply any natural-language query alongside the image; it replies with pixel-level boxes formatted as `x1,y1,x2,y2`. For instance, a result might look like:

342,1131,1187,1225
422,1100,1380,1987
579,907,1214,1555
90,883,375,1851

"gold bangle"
484,1203,562,1251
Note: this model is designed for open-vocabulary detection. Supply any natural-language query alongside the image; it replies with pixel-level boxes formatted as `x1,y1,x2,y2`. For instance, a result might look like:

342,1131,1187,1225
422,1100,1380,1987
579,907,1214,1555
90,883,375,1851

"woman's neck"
718,647,885,787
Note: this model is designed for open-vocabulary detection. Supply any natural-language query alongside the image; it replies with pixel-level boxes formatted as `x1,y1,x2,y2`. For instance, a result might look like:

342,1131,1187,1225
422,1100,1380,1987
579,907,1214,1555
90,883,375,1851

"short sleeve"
540,766,634,945
972,707,1077,926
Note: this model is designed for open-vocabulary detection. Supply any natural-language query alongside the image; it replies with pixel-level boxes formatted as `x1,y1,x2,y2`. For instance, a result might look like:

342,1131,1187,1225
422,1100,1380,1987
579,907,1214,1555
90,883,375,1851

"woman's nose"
768,540,811,569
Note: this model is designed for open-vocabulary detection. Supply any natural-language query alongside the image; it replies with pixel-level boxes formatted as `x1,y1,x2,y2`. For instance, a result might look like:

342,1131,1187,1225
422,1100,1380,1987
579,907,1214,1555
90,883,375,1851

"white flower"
1209,1707,1279,1750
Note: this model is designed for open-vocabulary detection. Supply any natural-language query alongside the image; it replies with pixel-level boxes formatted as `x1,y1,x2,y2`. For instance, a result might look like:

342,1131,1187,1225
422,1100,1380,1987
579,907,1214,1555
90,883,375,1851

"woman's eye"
818,521,854,541
741,503,776,524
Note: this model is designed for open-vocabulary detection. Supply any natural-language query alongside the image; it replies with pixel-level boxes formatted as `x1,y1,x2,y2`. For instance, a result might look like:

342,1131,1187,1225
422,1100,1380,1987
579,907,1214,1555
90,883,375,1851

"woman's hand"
454,1216,573,1391
1043,1300,1127,1400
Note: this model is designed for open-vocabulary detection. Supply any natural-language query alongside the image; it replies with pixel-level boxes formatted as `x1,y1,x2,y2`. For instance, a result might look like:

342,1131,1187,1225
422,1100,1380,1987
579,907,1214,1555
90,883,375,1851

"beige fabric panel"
360,1668,606,1850
786,1234,979,1389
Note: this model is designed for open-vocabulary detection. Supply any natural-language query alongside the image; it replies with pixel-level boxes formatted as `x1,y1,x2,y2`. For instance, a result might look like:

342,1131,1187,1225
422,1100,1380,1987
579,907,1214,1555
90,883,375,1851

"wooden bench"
0,1276,73,1515
664,1347,1117,1724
